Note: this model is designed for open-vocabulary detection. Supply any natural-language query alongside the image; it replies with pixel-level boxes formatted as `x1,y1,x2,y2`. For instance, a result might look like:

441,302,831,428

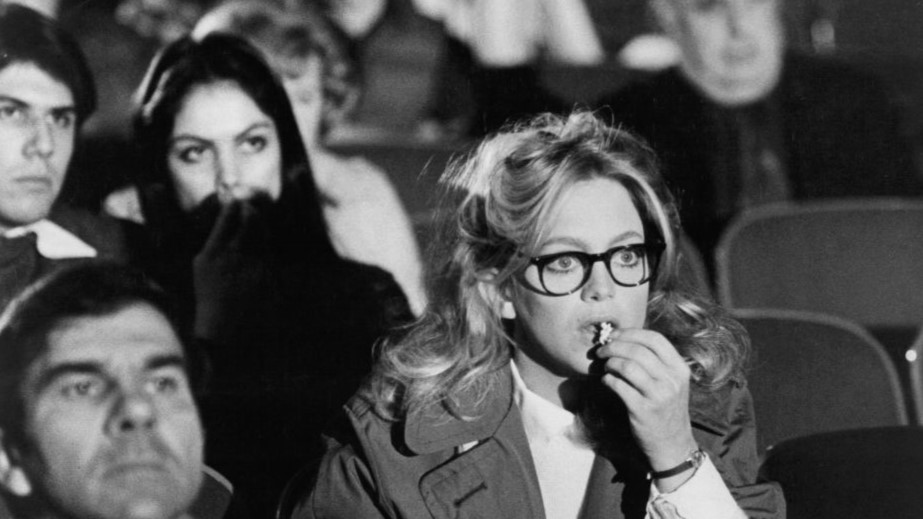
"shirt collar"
510,359,590,447
4,220,97,259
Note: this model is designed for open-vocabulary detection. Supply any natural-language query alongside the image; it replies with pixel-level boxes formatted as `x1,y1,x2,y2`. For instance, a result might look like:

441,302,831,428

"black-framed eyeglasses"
522,242,665,296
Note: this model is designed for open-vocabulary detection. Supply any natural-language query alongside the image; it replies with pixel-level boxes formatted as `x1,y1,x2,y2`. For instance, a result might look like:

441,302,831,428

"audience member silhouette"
412,0,602,137
597,0,921,266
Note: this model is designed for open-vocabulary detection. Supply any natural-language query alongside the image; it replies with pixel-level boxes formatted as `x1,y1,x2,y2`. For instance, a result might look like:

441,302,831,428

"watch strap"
648,447,705,480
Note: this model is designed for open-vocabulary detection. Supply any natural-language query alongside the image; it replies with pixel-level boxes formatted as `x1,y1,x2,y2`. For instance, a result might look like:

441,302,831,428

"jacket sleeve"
691,381,786,519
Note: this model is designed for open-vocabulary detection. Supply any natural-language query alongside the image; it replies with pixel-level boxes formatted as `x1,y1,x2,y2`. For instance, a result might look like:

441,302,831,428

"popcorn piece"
595,322,614,347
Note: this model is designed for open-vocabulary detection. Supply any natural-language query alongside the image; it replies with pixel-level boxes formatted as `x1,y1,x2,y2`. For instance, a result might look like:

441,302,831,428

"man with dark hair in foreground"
0,264,206,519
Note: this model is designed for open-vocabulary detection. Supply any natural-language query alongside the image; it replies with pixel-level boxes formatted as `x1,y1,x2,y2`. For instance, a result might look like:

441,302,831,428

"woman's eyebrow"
611,230,645,244
540,230,644,249
167,134,208,146
168,121,274,145
234,121,274,140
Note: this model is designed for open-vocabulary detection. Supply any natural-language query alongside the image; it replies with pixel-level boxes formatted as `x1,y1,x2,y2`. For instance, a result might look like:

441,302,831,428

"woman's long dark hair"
132,32,335,259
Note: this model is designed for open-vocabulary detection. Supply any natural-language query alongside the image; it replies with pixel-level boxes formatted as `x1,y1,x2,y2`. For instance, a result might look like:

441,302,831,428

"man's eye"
0,105,26,123
148,370,189,395
60,378,104,399
51,112,75,129
149,376,179,394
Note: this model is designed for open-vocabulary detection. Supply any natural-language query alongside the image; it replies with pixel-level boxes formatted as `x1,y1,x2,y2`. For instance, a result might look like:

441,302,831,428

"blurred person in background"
288,0,389,64
597,0,921,269
115,0,209,45
412,0,604,138
128,33,412,517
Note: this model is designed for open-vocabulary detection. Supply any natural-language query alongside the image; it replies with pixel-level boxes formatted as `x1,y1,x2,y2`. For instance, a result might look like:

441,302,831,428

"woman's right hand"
192,195,275,341
198,194,273,258
594,328,699,491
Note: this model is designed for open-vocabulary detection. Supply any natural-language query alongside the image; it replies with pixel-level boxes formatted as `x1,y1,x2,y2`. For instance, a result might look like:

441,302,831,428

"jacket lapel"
418,412,546,519
403,369,513,454
407,367,546,519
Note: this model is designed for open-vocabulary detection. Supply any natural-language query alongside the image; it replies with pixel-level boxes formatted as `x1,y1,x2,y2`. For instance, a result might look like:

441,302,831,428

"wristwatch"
648,447,706,480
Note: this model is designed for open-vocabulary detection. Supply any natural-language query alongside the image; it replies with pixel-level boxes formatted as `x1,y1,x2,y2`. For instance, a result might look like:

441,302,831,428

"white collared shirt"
510,360,595,519
509,360,745,519
3,219,97,259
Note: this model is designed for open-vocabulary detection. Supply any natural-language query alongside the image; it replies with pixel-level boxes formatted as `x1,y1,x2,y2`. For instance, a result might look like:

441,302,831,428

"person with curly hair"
292,111,784,518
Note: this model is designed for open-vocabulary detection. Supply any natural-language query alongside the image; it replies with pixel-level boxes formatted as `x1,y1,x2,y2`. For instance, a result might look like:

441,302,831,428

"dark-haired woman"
130,33,411,517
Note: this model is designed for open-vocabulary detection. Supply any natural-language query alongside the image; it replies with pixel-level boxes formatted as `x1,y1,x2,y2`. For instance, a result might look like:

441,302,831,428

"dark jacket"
597,53,921,262
294,364,784,519
0,206,136,309
133,170,413,518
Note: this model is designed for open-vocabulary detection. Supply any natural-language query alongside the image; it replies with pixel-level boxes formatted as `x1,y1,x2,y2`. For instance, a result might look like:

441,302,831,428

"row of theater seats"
686,199,923,519
712,199,923,425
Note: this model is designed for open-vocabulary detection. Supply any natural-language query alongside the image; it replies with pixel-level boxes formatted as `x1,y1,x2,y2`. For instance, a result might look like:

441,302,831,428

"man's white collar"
4,220,97,259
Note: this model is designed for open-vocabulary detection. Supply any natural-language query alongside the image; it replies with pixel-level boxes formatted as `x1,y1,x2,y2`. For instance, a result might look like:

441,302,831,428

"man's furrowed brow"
0,94,27,107
0,94,76,114
50,106,77,118
147,353,188,373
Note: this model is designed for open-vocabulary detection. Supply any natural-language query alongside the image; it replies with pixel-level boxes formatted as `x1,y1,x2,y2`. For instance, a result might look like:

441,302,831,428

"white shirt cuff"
646,454,746,519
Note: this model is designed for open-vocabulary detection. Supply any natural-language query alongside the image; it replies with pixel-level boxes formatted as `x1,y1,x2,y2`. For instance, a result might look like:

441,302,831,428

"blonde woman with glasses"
293,112,784,519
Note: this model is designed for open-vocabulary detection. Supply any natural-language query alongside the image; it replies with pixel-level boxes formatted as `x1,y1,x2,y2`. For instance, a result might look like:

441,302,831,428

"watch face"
691,448,706,468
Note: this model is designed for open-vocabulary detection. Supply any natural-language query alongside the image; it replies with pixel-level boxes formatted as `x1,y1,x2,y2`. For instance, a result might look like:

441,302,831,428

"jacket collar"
404,365,515,454
689,381,736,436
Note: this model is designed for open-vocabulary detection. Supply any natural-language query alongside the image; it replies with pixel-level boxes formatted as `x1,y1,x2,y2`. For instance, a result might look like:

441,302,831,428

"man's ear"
0,430,32,497
476,269,517,320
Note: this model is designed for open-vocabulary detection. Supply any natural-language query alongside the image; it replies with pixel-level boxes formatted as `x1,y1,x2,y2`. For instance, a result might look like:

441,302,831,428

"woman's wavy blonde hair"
368,111,749,420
